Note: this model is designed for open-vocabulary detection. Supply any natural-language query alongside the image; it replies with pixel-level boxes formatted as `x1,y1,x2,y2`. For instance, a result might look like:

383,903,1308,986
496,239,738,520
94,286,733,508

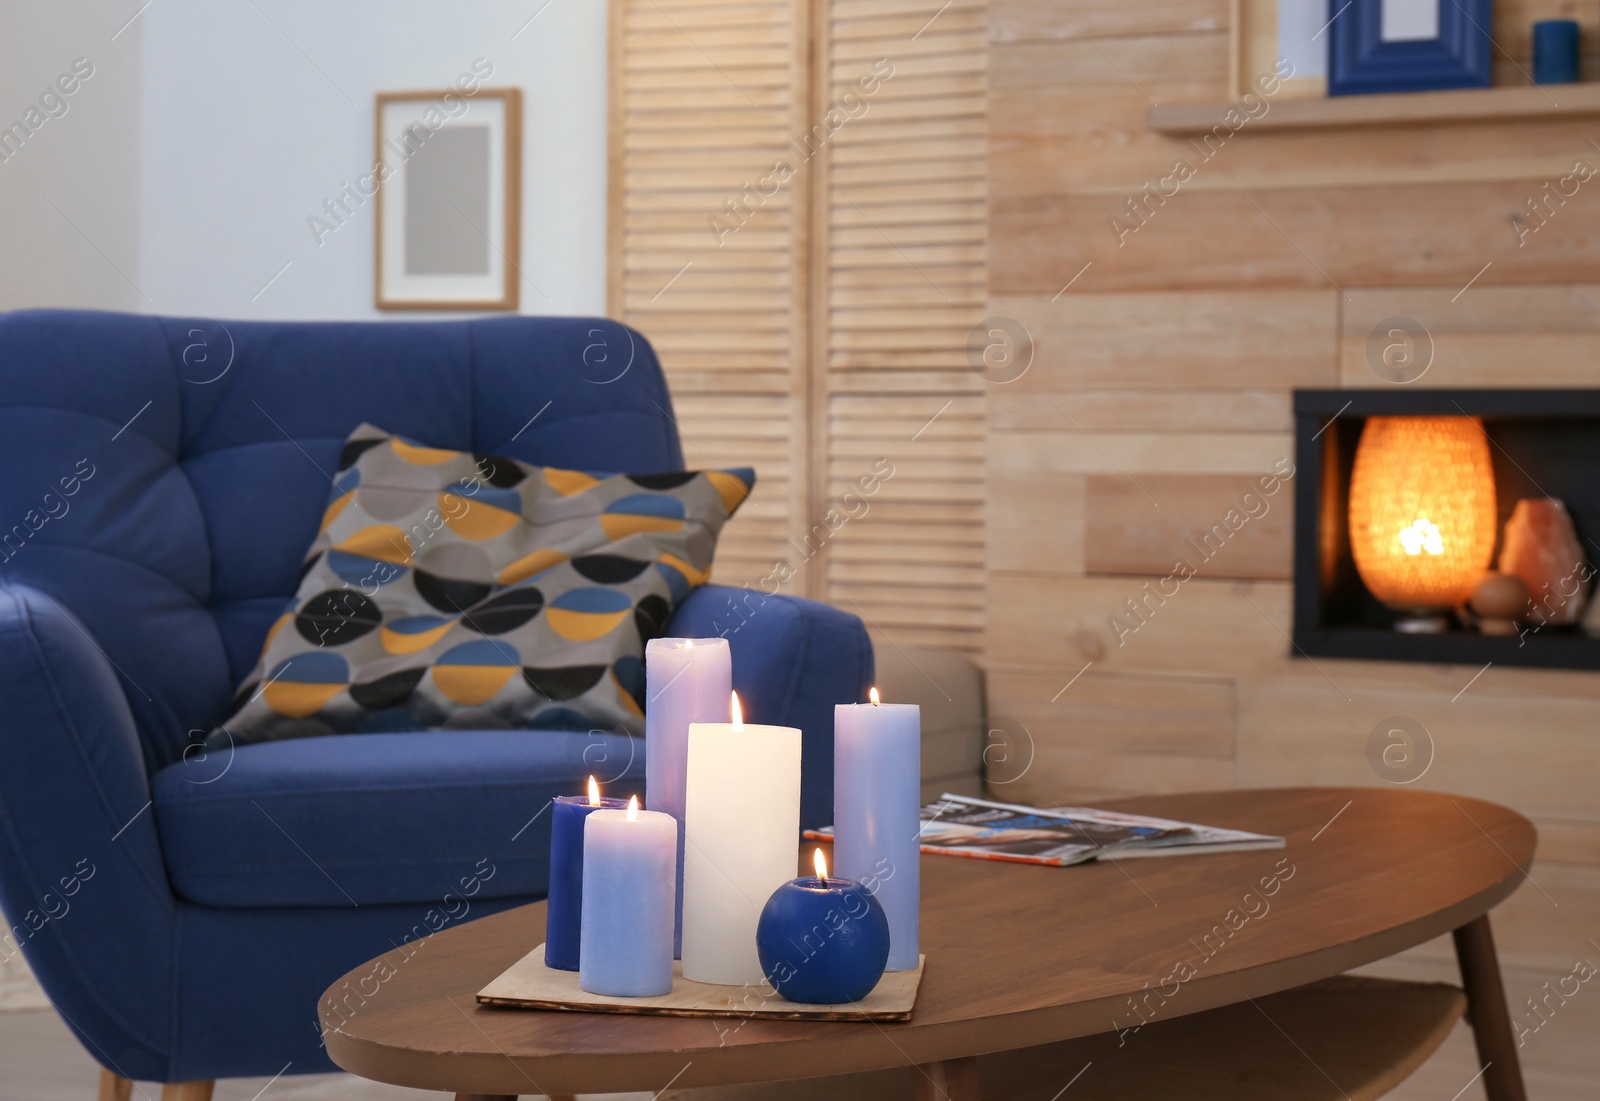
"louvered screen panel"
818,0,988,650
611,0,814,593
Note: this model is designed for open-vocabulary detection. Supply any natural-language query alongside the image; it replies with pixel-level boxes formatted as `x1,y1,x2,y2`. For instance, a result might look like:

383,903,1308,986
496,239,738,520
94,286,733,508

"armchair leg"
98,1070,132,1101
159,1083,214,1101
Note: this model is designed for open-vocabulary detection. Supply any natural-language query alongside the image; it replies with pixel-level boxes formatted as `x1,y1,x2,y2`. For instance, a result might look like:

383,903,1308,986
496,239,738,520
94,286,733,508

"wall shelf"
1147,84,1600,135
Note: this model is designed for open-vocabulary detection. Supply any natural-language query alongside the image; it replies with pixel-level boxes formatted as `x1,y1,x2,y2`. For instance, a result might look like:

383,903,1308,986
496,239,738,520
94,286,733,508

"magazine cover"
805,793,1284,867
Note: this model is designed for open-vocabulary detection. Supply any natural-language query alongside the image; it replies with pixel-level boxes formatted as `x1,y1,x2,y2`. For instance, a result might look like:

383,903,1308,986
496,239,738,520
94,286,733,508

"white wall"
138,0,609,319
0,3,143,311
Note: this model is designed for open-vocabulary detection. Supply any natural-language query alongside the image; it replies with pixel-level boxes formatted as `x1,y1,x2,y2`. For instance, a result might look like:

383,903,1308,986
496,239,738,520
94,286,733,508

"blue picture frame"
1328,0,1493,95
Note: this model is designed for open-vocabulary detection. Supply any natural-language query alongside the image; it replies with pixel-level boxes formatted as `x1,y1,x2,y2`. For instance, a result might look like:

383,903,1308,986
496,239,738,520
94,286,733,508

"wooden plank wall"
988,0,1600,965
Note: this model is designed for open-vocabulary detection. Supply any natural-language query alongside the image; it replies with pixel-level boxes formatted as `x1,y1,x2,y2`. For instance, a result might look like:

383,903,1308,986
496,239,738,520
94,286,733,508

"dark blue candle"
1534,21,1580,84
545,780,629,971
755,849,890,1005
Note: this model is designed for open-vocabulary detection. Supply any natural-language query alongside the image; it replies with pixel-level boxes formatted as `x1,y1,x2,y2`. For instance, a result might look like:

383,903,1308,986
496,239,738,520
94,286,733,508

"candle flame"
587,775,600,807
627,794,639,822
730,691,743,728
814,847,828,879
869,686,880,706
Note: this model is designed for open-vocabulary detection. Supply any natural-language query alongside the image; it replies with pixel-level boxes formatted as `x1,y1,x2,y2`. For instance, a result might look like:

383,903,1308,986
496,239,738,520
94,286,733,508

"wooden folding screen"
610,0,986,650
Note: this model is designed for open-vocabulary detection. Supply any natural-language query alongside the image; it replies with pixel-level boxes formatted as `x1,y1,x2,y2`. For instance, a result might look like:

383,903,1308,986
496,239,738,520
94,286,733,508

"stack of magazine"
806,793,1285,867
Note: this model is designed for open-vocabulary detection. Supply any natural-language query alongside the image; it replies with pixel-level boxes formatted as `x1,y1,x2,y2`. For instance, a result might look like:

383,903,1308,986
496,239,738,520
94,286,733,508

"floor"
1,953,1594,1100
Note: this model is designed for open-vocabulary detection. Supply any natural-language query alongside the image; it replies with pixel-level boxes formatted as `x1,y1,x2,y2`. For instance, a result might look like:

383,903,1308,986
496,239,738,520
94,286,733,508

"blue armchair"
0,310,872,1089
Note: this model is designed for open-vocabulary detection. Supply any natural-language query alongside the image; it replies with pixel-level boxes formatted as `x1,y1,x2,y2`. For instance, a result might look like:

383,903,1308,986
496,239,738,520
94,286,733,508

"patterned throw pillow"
211,424,752,746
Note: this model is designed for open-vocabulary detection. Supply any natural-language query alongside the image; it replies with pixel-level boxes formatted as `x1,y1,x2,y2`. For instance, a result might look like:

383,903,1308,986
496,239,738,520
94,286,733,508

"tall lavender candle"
833,689,921,972
644,636,731,956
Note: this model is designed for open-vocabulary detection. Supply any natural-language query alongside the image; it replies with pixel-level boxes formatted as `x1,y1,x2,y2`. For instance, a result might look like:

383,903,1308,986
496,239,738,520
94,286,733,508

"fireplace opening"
1294,389,1600,670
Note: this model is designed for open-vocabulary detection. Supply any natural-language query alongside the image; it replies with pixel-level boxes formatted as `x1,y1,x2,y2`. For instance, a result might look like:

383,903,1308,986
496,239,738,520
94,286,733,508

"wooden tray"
476,943,925,1021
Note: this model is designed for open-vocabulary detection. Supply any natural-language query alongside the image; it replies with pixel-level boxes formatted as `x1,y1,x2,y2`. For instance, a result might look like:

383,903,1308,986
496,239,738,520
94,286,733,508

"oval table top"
320,786,1535,1097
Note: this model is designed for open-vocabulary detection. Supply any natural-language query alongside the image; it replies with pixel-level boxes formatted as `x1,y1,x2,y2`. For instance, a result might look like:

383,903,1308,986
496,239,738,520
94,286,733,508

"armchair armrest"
667,584,873,829
0,584,175,1079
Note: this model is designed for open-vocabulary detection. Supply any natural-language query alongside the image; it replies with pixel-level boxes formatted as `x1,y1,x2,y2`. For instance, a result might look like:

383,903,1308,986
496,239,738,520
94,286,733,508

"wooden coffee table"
320,787,1535,1101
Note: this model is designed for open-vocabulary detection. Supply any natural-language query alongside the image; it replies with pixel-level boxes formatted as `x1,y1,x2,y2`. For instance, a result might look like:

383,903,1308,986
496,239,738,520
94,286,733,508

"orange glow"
626,794,639,822
869,686,880,706
730,691,743,728
587,775,600,807
1348,416,1497,610
814,847,829,879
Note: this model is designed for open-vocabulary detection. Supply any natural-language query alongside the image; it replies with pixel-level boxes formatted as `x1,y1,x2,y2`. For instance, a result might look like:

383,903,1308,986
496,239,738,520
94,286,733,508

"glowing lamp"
1347,416,1497,628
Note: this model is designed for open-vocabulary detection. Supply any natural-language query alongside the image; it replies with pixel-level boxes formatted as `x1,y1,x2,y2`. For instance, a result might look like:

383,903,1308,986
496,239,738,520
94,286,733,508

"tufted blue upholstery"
0,310,873,1083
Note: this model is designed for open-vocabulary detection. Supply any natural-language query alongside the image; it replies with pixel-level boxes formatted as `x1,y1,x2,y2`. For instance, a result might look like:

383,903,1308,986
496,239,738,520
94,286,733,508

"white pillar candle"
579,797,678,998
644,636,731,957
834,688,921,971
681,693,802,986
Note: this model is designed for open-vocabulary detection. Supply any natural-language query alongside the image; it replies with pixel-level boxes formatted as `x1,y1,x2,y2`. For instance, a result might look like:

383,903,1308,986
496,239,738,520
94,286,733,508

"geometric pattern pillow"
209,423,752,747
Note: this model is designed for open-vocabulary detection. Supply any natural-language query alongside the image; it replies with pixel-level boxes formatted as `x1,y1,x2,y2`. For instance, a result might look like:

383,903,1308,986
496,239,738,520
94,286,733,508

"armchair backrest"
0,310,682,772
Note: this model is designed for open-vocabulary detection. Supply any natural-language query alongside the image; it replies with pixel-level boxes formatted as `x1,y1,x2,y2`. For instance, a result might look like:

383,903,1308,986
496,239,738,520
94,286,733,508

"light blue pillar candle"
578,800,677,997
644,636,731,957
833,691,921,971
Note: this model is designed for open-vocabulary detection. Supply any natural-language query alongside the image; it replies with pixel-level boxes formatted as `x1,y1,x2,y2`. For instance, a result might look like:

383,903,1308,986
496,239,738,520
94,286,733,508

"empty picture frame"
1232,0,1329,99
374,88,521,311
1328,0,1492,95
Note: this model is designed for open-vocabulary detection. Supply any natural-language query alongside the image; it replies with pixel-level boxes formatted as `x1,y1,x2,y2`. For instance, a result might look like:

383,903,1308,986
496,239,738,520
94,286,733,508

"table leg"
1453,913,1528,1101
913,1056,981,1101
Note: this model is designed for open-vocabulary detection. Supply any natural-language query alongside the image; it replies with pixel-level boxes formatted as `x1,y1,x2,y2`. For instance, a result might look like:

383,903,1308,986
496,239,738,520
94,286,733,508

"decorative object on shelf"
1498,498,1592,626
1328,0,1492,96
681,693,802,986
1533,20,1581,84
545,778,631,972
833,687,921,972
578,796,677,998
645,637,731,958
1230,0,1328,99
374,86,521,310
756,848,890,1006
1468,572,1531,636
1347,415,1497,632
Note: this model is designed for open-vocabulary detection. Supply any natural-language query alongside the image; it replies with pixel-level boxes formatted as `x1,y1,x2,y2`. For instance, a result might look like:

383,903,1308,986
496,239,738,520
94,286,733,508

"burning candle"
545,777,630,971
681,692,802,986
833,687,921,971
579,795,677,997
645,636,732,955
756,848,890,1005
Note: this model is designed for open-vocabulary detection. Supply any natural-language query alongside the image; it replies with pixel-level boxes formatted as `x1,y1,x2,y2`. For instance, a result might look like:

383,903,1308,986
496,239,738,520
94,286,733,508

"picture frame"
374,87,521,311
1328,0,1492,96
1231,0,1330,100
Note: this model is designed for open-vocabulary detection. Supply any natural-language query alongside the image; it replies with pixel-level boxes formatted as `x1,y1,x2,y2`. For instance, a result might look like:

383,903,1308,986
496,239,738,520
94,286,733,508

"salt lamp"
1347,416,1497,631
1499,498,1591,627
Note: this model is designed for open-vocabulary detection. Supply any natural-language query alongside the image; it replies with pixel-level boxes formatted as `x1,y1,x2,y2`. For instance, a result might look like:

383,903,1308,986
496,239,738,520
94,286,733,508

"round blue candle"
756,851,890,1005
1534,21,1580,85
545,784,629,972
